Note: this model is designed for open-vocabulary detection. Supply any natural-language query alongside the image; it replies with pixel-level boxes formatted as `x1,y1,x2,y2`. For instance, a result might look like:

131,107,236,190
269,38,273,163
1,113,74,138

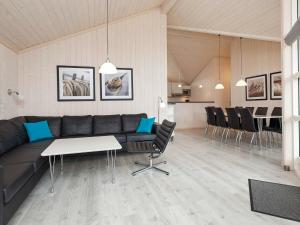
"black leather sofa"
0,113,159,225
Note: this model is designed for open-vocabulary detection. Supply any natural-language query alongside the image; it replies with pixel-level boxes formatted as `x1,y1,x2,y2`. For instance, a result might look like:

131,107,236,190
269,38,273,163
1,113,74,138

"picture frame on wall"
57,65,95,101
270,71,282,100
100,68,134,101
245,74,268,101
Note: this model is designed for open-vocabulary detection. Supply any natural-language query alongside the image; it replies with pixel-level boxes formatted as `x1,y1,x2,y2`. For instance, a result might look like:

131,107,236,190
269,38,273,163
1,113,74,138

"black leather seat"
3,163,34,204
127,120,176,176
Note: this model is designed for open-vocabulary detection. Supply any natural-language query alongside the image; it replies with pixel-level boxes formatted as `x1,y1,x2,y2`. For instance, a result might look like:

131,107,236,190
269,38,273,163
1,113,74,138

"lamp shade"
235,79,247,87
178,84,182,88
99,59,117,74
214,83,224,90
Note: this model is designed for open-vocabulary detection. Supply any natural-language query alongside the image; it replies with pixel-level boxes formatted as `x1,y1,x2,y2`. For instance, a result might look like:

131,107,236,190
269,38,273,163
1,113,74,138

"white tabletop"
41,136,122,156
253,115,282,119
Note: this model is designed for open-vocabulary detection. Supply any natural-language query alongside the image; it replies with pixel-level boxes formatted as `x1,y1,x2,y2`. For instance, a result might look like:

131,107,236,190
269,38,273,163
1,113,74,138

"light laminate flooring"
8,129,300,225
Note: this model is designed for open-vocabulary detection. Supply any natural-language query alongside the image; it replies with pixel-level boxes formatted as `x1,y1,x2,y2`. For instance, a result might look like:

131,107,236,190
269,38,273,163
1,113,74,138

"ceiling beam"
160,0,177,14
168,25,281,42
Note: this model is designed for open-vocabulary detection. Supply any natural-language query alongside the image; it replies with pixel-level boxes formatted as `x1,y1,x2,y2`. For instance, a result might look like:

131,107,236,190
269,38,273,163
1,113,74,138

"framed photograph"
57,65,95,101
100,68,133,101
270,72,282,100
245,74,267,101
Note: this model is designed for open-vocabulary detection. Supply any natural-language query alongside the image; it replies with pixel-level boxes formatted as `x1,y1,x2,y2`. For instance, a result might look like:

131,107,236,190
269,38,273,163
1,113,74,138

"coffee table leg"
107,151,109,167
60,155,64,175
110,150,116,183
49,156,56,193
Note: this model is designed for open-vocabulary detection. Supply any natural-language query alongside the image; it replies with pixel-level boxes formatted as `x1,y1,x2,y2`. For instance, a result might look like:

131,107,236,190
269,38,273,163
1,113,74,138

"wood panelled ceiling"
0,0,164,51
168,29,232,84
0,0,281,52
168,0,281,41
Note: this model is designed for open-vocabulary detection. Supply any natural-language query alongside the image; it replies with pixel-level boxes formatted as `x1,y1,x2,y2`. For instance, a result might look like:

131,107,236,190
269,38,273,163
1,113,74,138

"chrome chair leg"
221,128,226,142
132,158,169,176
235,131,240,144
204,125,209,135
225,129,230,143
250,133,255,147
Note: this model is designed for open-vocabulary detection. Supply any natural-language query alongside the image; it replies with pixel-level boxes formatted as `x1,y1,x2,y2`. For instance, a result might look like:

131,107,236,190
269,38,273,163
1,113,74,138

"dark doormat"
248,179,300,222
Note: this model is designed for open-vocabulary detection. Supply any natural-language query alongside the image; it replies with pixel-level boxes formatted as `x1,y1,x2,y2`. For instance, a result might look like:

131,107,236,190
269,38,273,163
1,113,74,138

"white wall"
230,38,282,110
190,57,231,107
0,44,18,119
17,9,167,118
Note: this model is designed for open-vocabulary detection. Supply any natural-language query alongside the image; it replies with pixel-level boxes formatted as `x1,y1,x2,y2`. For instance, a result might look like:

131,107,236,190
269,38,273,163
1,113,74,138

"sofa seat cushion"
26,116,62,138
0,140,52,172
3,162,35,203
93,134,126,143
62,116,92,137
122,114,147,133
126,133,156,142
93,115,121,135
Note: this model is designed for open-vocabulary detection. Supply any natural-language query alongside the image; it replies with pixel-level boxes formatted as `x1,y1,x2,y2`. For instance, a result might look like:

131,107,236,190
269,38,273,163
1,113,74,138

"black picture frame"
245,74,268,101
57,65,95,102
100,68,134,101
270,71,282,100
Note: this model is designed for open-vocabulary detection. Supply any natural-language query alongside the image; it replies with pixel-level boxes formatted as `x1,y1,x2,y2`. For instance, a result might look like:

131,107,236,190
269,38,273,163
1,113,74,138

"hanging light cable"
235,37,247,87
99,0,117,74
215,34,224,89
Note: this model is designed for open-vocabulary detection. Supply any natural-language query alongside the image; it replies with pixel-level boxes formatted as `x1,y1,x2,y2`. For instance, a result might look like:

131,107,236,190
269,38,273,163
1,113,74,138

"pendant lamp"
235,37,247,87
99,0,117,74
215,34,224,90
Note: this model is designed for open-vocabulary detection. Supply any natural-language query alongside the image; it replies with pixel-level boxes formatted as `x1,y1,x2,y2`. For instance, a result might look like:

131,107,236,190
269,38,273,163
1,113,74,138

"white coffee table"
41,136,122,193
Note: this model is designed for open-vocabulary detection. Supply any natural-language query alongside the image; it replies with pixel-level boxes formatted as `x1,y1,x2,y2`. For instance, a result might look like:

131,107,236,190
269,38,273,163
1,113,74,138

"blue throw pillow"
136,117,155,133
24,121,54,143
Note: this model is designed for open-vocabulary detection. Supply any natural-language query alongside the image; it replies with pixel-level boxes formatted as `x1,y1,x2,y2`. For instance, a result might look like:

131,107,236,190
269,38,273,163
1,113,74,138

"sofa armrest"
152,123,161,135
0,165,3,225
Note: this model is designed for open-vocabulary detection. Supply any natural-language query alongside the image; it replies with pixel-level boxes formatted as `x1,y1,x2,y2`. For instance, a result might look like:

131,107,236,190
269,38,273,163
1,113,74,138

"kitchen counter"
167,102,215,129
168,101,215,104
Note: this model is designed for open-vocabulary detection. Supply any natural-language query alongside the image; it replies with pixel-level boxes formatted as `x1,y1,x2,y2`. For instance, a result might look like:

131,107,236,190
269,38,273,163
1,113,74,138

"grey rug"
248,179,300,222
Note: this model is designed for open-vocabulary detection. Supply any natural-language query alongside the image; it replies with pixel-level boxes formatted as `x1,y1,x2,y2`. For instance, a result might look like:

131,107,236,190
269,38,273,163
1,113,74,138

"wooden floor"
8,129,300,225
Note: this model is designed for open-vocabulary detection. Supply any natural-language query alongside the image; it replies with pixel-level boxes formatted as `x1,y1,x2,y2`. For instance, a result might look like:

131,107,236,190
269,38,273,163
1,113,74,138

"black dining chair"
245,107,255,114
214,107,228,142
234,106,244,115
239,108,260,147
255,107,268,128
225,108,242,143
205,106,217,136
263,107,282,146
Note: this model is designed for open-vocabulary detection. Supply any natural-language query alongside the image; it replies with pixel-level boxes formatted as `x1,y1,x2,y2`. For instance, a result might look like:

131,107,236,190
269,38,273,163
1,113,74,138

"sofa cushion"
0,140,52,172
122,114,147,133
0,120,20,155
126,133,156,142
24,121,54,143
3,162,35,203
9,117,28,144
94,115,121,135
62,116,92,137
26,116,62,138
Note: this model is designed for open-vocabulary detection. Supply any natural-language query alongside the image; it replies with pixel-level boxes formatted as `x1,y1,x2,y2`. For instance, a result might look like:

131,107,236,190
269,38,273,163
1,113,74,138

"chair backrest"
255,107,268,115
271,107,282,116
214,107,227,127
234,106,243,115
154,120,176,153
240,108,257,132
225,108,240,129
245,107,255,114
269,107,282,129
205,107,217,126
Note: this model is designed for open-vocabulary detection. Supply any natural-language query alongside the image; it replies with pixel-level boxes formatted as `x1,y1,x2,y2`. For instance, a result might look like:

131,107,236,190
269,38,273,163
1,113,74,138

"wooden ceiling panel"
168,0,281,41
168,29,232,84
0,0,164,51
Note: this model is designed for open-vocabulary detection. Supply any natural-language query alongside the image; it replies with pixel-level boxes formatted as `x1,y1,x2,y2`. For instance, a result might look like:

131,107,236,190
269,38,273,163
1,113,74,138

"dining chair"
239,108,260,147
263,107,282,147
245,107,255,114
204,106,217,136
225,108,242,143
234,106,243,115
255,107,268,127
214,107,228,142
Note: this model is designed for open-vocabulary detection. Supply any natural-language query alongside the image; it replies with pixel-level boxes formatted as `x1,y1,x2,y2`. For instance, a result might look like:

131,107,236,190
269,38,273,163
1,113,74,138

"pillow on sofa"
136,117,155,133
24,121,53,143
